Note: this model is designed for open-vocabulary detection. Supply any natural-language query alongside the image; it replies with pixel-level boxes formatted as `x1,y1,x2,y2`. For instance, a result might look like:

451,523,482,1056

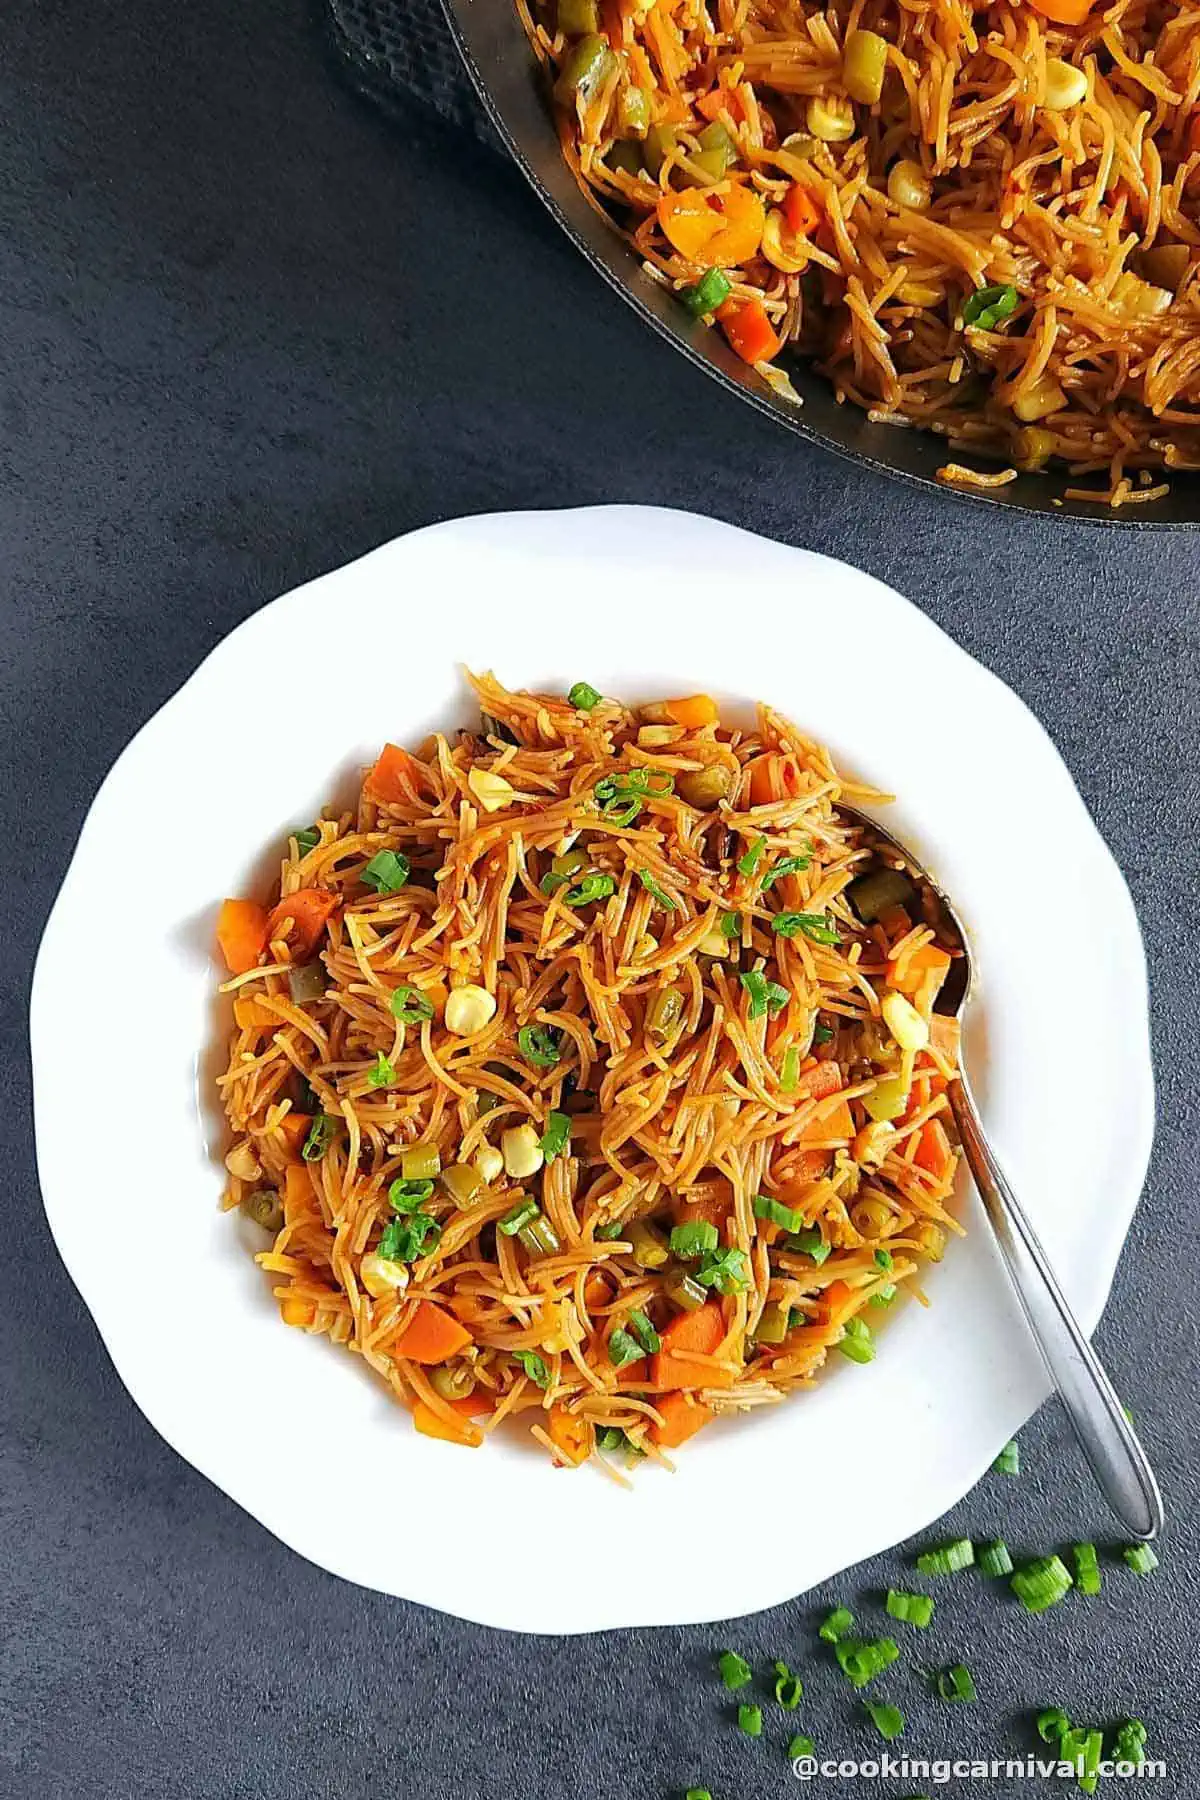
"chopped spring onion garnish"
819,1606,854,1643
1060,1726,1103,1795
597,1426,644,1457
737,1704,763,1738
740,969,789,1020
627,1308,661,1354
564,873,616,907
1072,1542,1102,1595
936,1663,977,1702
1036,1708,1071,1743
772,911,840,944
762,851,812,887
717,1650,752,1690
670,1220,720,1260
517,1024,561,1066
885,1589,934,1627
539,1110,571,1163
301,1114,337,1162
360,849,411,894
737,835,767,876
498,1197,540,1237
513,1349,550,1388
685,1790,712,1800
874,1248,893,1270
1113,1720,1147,1768
863,1701,904,1740
607,1327,645,1368
1011,1554,1073,1612
871,1284,897,1307
962,282,1019,330
1123,1543,1159,1576
787,1735,815,1760
773,1661,803,1708
838,1317,875,1363
388,1177,435,1212
978,1540,1014,1578
367,1051,396,1089
568,681,602,710
378,1212,441,1263
812,1022,834,1045
719,910,742,938
390,984,435,1024
679,267,732,317
785,1225,831,1265
780,1045,801,1092
994,1437,1021,1475
594,1220,626,1240
696,1246,750,1295
638,869,679,910
294,825,321,853
916,1538,975,1576
594,768,674,827
833,1637,899,1688
753,1193,805,1233
540,870,569,896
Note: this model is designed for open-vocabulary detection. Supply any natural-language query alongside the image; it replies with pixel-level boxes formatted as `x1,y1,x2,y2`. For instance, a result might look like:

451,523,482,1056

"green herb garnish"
301,1114,337,1162
772,912,839,945
513,1348,551,1387
962,282,1019,330
518,1024,561,1067
360,849,411,894
367,1051,396,1089
568,681,602,710
740,969,788,1020
390,984,435,1024
638,870,679,910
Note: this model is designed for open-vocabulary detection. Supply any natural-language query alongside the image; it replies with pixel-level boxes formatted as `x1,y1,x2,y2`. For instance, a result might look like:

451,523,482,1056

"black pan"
439,0,1197,526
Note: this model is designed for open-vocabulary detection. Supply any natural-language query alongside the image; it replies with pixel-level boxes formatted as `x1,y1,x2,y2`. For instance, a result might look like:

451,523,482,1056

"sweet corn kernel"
502,1124,545,1179
467,767,516,812
806,93,855,141
887,158,931,211
1042,58,1087,111
224,1139,262,1182
280,1295,317,1327
360,1252,411,1299
762,208,811,274
881,988,930,1051
474,1143,504,1183
444,984,497,1036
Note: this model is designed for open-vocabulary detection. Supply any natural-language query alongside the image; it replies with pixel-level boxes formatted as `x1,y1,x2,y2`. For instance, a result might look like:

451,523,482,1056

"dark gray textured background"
4,3,1198,1797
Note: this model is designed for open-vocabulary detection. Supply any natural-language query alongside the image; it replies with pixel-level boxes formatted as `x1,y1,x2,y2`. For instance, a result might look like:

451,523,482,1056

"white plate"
31,506,1154,1634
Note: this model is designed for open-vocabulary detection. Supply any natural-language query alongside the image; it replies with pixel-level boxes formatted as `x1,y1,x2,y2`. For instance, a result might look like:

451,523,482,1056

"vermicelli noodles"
519,0,1200,503
215,678,963,1471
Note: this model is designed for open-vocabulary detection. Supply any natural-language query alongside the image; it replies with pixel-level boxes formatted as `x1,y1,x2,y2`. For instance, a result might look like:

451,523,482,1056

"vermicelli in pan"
518,0,1200,505
215,678,963,1472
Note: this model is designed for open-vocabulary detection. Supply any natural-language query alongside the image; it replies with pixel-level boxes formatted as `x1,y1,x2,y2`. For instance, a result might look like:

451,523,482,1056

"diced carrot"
798,1059,843,1101
717,296,782,365
216,898,269,974
888,944,951,1001
583,1270,614,1311
412,1399,483,1446
783,1147,834,1185
366,742,427,805
392,1299,474,1365
1028,0,1093,21
284,1163,316,1219
265,888,339,961
665,693,720,730
746,754,778,805
280,1294,315,1328
234,994,279,1032
815,1278,859,1329
799,1099,854,1142
914,1119,954,1182
696,86,742,123
783,183,821,236
276,1112,312,1158
652,1301,736,1389
651,1391,714,1449
675,1183,733,1229
546,1404,593,1465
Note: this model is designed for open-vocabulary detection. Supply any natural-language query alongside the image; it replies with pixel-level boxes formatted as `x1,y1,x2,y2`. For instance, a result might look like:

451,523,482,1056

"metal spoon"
841,807,1163,1541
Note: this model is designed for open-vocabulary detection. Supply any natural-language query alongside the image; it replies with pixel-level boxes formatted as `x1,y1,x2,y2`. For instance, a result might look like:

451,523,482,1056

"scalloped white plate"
32,506,1154,1633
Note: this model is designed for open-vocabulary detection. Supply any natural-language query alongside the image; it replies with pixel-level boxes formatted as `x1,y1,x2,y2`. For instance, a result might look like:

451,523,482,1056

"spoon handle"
947,1076,1163,1541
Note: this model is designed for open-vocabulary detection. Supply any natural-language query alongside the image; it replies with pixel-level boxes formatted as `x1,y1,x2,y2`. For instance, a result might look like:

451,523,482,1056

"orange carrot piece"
914,1119,954,1182
1028,0,1093,21
696,86,742,123
815,1278,859,1329
746,754,778,806
675,1185,733,1229
651,1391,714,1449
546,1405,593,1465
284,1163,315,1219
392,1299,474,1365
265,888,339,961
216,898,269,974
234,994,278,1032
280,1294,316,1328
800,1099,854,1141
365,742,427,805
652,1301,736,1389
783,183,821,236
665,693,720,729
782,1147,834,1186
717,297,781,365
583,1270,614,1311
888,944,952,1000
276,1112,312,1158
412,1399,483,1446
799,1059,843,1101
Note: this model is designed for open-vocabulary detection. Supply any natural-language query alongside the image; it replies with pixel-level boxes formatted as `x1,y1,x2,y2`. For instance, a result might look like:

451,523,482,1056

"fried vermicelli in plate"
215,677,964,1472
521,0,1200,504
